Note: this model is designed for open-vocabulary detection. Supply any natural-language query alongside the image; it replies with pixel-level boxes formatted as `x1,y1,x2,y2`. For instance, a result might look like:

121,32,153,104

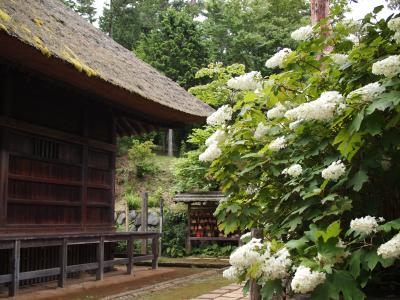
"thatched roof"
0,0,213,125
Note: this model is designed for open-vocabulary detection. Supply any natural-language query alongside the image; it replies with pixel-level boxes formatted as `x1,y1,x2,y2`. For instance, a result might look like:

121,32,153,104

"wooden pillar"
310,0,330,25
81,107,89,227
96,236,105,280
151,235,159,269
159,198,164,256
249,228,263,300
186,203,192,254
0,129,9,226
9,240,20,297
127,235,134,275
110,113,117,226
167,129,173,157
58,238,68,288
140,192,148,254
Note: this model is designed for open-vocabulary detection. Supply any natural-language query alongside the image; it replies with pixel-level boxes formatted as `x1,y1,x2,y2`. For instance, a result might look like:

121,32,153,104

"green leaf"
364,250,379,271
286,237,309,250
378,218,400,232
349,109,365,134
260,279,283,300
349,249,365,278
347,169,369,192
373,5,384,13
332,270,365,300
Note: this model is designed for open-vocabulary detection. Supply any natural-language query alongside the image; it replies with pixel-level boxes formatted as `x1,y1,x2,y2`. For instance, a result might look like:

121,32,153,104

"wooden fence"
0,232,160,297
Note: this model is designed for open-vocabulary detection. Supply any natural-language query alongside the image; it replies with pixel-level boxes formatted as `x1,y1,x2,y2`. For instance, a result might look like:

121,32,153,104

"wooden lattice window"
32,137,60,160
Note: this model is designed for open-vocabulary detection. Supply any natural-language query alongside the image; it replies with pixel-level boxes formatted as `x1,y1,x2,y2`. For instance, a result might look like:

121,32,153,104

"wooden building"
173,192,240,252
0,0,213,296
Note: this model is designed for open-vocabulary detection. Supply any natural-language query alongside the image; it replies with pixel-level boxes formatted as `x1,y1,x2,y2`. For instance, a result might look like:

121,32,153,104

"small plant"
162,209,187,257
124,192,141,210
192,243,236,257
128,139,159,178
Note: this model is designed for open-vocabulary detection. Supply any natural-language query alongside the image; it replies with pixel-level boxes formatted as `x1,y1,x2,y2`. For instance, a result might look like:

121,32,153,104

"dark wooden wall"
0,64,117,234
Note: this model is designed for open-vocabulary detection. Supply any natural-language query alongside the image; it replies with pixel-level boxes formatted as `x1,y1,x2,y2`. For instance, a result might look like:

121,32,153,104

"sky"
92,0,398,27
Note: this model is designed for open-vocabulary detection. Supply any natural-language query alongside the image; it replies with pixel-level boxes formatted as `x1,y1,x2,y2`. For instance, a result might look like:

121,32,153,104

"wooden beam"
0,129,8,225
96,236,104,280
58,238,68,288
140,192,148,255
0,116,116,152
121,117,139,135
127,236,134,275
10,240,20,297
151,235,159,269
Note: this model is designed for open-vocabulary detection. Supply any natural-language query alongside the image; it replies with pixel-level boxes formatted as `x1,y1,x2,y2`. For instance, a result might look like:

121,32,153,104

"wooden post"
125,201,129,232
58,238,68,288
96,236,104,280
151,235,159,269
127,235,134,275
159,198,164,256
10,240,20,297
250,228,263,300
186,202,192,254
140,192,148,254
167,129,174,156
0,129,8,226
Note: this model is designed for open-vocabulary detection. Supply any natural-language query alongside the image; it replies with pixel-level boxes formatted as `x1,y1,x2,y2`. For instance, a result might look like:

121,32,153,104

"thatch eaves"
0,0,214,125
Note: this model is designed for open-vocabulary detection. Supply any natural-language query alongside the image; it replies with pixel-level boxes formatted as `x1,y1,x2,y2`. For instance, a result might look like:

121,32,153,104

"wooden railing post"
127,235,134,275
250,228,263,300
151,235,159,269
140,192,148,254
10,239,20,297
96,236,104,280
58,238,68,287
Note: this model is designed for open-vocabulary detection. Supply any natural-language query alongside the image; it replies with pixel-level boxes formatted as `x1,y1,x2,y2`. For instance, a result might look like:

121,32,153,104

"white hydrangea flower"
227,71,262,91
223,266,241,281
372,55,400,78
229,238,264,274
289,120,302,130
350,216,383,235
254,122,270,139
199,143,221,162
388,17,400,32
205,130,227,146
342,18,361,31
265,48,292,69
346,34,360,45
240,232,252,242
206,105,233,126
331,53,349,65
285,91,344,122
282,164,303,177
377,233,400,259
291,25,313,41
261,247,292,281
267,102,287,119
321,160,346,181
269,136,286,151
393,31,400,43
347,82,385,103
291,266,326,294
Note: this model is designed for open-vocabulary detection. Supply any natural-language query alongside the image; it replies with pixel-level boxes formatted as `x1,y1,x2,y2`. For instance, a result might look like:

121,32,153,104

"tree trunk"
310,0,330,25
250,228,263,300
167,129,174,157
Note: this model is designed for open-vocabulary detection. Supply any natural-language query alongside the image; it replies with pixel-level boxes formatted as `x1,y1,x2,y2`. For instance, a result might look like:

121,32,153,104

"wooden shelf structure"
173,192,240,253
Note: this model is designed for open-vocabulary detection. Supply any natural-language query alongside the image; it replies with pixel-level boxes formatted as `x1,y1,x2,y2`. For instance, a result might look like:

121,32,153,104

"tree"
99,0,203,50
135,8,209,89
60,0,97,24
202,0,309,73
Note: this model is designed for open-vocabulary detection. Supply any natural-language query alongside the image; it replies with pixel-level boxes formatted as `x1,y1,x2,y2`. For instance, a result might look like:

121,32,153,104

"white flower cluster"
240,232,252,242
267,102,287,119
321,160,346,181
289,120,302,130
282,164,303,177
222,266,241,281
388,17,400,43
254,122,270,139
269,136,286,151
285,91,344,122
347,82,385,103
377,233,400,259
199,142,221,162
206,105,233,126
331,53,349,65
205,130,226,146
265,48,292,69
350,216,383,235
342,18,361,32
291,266,326,294
372,55,400,78
346,34,360,45
227,71,262,91
261,247,292,281
291,25,313,41
230,238,264,269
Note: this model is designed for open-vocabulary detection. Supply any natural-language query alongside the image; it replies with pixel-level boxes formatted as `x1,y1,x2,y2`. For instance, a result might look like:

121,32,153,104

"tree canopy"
60,0,97,24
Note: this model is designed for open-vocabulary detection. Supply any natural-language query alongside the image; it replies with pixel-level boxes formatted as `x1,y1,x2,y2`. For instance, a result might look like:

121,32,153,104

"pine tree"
60,0,97,24
134,8,209,89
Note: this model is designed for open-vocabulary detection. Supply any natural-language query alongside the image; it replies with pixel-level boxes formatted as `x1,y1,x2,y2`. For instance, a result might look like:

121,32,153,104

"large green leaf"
347,169,369,192
260,279,283,300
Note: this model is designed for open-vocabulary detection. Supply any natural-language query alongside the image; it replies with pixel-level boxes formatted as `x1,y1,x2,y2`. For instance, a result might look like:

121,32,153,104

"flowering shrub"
198,6,400,300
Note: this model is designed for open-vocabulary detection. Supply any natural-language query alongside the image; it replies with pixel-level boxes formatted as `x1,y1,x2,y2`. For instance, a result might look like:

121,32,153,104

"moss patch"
62,46,98,77
0,9,11,23
32,18,43,26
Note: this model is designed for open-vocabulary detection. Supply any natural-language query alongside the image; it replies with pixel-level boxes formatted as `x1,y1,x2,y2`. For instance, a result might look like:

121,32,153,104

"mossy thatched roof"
0,0,213,121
